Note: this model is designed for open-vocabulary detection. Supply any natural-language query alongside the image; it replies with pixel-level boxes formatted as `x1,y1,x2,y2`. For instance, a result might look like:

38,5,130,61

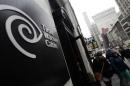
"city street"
1,0,130,86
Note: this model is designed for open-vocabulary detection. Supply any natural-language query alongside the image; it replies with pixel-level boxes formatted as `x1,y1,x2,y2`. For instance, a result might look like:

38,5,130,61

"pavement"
101,74,120,86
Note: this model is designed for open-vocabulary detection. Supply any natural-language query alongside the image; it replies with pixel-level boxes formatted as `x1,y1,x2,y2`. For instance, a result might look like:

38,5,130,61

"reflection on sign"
42,25,58,48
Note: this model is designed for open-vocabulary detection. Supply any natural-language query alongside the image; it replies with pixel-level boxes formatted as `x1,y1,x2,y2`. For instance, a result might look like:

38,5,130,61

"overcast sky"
69,0,120,38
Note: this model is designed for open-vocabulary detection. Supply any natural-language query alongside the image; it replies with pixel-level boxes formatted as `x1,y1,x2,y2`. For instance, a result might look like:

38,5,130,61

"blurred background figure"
93,51,114,86
119,46,130,60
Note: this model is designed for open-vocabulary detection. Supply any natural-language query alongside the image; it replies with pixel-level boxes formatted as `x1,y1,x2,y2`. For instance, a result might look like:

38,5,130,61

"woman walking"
93,51,114,86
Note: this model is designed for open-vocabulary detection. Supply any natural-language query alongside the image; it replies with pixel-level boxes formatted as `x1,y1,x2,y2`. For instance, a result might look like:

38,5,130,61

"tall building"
91,24,102,48
115,0,130,38
82,12,92,30
83,12,101,48
115,0,130,17
118,13,130,39
92,7,118,34
92,7,118,48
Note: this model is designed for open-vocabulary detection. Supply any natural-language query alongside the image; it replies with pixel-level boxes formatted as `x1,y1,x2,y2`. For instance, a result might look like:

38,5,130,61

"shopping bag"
95,62,104,81
95,72,102,81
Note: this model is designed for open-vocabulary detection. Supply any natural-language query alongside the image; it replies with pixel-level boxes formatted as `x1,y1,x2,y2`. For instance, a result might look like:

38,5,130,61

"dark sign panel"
0,0,71,86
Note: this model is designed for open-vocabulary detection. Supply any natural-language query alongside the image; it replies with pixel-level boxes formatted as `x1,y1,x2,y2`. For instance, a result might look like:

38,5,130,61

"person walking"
106,49,130,86
93,51,114,86
119,46,130,59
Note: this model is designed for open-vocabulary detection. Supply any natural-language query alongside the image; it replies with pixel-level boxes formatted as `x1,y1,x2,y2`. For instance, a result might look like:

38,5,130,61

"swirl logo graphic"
0,5,43,58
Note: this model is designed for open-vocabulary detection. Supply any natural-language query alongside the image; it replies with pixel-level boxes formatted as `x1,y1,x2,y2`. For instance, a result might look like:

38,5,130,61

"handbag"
95,62,104,81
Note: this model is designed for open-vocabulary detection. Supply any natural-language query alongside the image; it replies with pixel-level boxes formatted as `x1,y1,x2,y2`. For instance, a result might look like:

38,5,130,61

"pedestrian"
93,51,114,86
106,49,130,86
119,46,130,59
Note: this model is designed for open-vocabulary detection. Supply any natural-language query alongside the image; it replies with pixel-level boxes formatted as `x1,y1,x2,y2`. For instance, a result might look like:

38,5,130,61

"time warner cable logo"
0,5,58,58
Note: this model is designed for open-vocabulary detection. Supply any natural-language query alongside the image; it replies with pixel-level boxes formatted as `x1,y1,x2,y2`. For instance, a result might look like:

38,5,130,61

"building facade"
120,15,130,38
107,21,128,47
115,0,130,39
115,0,130,17
83,13,102,48
92,7,118,49
92,7,118,34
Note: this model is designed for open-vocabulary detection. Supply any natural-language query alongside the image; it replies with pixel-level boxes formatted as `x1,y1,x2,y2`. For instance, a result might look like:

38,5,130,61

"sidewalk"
101,74,120,86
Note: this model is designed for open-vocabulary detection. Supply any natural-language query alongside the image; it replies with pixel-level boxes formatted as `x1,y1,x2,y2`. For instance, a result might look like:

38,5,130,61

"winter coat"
109,56,128,73
120,49,130,59
93,56,114,78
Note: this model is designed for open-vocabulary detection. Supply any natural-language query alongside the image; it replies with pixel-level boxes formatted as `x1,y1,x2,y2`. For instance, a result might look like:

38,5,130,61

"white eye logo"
0,5,43,58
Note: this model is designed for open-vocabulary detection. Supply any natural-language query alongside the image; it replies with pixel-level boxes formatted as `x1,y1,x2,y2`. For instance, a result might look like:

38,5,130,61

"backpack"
109,56,128,73
103,60,114,78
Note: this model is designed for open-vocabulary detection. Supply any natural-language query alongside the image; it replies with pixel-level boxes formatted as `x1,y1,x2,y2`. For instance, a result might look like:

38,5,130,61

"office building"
115,0,130,17
92,7,118,34
83,13,101,48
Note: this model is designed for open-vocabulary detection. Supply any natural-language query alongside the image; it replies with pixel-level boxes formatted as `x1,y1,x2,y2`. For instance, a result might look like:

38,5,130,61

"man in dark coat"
119,46,130,59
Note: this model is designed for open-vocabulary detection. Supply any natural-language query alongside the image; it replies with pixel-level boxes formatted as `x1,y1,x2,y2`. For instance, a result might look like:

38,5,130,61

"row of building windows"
116,0,130,17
